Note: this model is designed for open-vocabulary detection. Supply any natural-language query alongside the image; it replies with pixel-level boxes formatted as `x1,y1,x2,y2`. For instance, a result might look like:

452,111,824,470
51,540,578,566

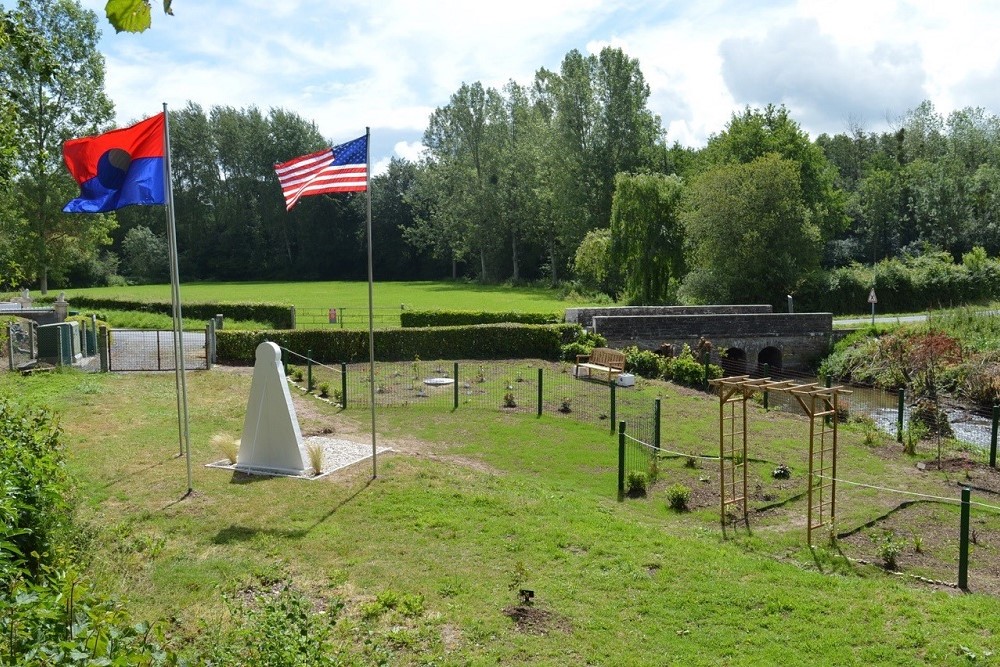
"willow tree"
609,172,685,303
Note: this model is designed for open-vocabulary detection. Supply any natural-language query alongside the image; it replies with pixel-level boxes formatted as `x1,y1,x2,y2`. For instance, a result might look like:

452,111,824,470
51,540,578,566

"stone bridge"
565,306,833,372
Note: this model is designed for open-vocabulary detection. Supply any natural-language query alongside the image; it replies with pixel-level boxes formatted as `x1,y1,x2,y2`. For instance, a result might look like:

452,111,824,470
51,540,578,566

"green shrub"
559,329,607,362
204,585,341,666
666,483,691,511
38,294,295,328
625,470,648,496
663,344,722,388
217,323,580,365
0,399,70,578
623,345,664,379
401,310,561,327
876,534,902,570
0,399,178,663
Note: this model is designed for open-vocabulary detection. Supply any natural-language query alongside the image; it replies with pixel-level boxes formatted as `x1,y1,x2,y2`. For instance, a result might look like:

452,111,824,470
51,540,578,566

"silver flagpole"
163,102,193,495
365,127,377,478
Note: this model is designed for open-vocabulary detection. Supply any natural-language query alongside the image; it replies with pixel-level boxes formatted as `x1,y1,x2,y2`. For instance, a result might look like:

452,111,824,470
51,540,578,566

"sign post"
868,288,877,327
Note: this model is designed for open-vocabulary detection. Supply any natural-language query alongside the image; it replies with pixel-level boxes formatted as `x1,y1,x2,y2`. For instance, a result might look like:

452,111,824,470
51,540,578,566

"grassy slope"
2,369,997,665
42,281,582,313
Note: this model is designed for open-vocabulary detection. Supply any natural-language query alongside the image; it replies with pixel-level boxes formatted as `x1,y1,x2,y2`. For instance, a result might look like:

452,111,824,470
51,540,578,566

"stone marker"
237,342,306,475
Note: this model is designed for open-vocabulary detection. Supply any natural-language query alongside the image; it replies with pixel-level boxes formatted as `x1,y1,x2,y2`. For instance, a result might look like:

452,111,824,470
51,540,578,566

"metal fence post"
959,486,971,591
537,368,543,417
453,362,459,410
610,382,617,434
307,349,314,392
98,326,109,372
990,404,998,468
897,389,905,443
204,323,213,370
289,305,296,330
654,398,661,452
762,363,769,410
618,421,626,500
341,362,348,409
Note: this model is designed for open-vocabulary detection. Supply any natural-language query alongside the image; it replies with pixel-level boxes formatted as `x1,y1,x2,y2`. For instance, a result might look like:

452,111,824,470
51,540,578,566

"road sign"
868,288,877,304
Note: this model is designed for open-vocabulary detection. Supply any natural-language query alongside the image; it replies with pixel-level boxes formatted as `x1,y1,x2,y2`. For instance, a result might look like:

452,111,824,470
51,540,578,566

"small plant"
212,433,240,464
772,464,791,479
291,367,304,383
626,470,648,496
666,483,691,511
877,533,902,570
857,416,883,446
558,397,572,413
306,442,324,476
903,421,927,456
684,456,698,469
503,392,517,408
476,364,487,383
506,560,529,601
912,534,923,554
318,382,330,398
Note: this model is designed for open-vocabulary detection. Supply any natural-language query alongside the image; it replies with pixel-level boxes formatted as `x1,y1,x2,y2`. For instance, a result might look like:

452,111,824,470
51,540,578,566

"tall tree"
5,0,115,292
681,154,821,306
700,104,847,242
609,172,685,303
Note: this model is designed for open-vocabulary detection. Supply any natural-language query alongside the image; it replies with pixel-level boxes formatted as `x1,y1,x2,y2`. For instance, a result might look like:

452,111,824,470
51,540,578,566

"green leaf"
105,0,152,34
164,0,174,16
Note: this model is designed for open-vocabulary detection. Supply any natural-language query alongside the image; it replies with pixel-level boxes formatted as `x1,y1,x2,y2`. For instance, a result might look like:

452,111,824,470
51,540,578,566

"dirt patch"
502,605,571,635
838,499,1000,596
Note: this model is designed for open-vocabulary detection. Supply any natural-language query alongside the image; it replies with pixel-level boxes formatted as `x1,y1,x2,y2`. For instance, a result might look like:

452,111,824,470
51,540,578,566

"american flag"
275,134,367,211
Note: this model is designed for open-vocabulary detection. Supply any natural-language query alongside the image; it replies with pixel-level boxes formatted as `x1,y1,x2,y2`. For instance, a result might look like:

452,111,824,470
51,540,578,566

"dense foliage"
217,323,581,364
38,294,295,328
0,398,176,663
7,2,1000,317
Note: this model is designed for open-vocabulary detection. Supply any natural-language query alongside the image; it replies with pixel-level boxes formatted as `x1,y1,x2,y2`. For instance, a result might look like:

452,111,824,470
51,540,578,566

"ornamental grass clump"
212,433,240,464
666,483,691,511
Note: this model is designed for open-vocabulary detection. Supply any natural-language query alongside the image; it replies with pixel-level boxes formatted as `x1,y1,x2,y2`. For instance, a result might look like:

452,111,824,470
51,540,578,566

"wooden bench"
575,347,626,383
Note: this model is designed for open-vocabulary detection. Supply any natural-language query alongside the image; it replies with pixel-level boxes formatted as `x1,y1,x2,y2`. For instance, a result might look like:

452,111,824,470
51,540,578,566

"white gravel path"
206,437,391,480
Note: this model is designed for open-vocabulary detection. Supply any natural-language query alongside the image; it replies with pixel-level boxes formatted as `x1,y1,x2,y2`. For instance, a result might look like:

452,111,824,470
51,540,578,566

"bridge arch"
720,347,747,376
757,346,782,371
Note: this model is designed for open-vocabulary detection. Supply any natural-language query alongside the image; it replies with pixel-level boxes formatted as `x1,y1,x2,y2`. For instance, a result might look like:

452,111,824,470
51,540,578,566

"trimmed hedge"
39,295,294,328
400,310,563,327
217,323,582,364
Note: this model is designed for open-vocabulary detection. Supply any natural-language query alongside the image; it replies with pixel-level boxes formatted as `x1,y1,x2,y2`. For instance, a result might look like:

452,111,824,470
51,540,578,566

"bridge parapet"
591,311,833,372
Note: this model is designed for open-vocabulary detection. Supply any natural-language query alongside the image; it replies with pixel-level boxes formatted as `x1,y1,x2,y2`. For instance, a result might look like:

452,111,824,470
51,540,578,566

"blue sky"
83,0,1000,174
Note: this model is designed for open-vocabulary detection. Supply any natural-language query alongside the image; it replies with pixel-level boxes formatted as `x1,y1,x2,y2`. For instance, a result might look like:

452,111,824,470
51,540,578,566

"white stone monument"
237,342,306,475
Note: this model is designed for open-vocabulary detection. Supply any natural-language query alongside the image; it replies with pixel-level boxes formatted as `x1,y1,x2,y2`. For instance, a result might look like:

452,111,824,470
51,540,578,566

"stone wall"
565,305,773,330
592,312,833,371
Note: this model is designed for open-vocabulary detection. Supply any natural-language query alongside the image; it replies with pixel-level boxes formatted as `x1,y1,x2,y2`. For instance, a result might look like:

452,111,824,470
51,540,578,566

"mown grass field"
2,366,998,665
43,280,584,313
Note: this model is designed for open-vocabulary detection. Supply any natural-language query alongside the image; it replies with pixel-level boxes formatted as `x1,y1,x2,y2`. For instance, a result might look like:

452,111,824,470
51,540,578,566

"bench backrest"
589,347,625,369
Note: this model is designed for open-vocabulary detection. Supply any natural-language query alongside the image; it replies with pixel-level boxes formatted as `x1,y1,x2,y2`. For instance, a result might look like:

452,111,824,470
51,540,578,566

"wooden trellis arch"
708,375,852,546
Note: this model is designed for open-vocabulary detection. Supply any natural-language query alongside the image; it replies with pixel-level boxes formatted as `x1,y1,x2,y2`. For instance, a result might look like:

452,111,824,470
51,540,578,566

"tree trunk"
480,250,487,283
452,257,457,280
40,267,48,295
550,241,559,284
511,231,520,282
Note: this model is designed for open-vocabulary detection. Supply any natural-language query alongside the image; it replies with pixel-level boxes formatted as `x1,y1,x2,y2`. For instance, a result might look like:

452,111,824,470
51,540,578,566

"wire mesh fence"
5,321,37,371
294,307,406,330
108,330,208,371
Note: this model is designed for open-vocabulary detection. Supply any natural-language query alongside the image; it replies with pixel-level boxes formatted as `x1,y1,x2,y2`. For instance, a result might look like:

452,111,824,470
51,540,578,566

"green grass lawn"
40,280,588,313
2,367,998,665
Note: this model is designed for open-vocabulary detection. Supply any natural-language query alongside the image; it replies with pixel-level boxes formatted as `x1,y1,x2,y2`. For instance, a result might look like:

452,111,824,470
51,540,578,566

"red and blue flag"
63,113,166,213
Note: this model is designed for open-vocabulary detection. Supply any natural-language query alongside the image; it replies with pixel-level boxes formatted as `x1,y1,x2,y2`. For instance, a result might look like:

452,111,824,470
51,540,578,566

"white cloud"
84,0,1000,160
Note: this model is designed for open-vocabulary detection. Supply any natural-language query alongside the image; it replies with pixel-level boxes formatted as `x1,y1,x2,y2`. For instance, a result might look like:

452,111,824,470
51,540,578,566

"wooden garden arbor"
708,375,852,546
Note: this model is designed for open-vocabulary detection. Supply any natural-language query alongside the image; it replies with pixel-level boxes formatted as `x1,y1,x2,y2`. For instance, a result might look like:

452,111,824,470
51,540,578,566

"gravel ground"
206,436,391,480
